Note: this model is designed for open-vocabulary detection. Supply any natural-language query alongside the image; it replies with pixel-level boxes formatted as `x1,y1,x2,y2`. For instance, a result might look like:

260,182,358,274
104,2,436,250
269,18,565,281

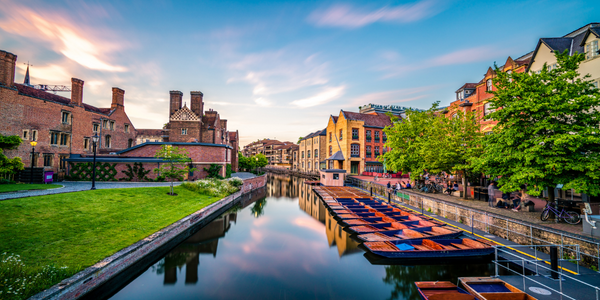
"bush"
228,177,243,187
181,178,240,198
0,253,72,300
0,178,15,184
226,164,232,178
204,164,223,179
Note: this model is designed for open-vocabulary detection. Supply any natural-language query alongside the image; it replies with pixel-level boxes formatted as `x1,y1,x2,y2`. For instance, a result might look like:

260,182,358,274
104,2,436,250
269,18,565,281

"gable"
170,106,200,121
529,42,558,73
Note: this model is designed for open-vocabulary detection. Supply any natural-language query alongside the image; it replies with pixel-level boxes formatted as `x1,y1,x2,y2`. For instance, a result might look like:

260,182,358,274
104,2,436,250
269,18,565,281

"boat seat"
477,293,530,300
451,243,471,249
428,293,475,300
412,244,431,251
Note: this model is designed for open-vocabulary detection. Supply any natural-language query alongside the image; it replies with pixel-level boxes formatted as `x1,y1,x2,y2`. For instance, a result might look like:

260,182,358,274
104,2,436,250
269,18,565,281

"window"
61,111,71,124
592,80,599,89
105,135,111,148
383,132,387,142
333,173,339,180
22,130,29,140
585,40,599,60
507,70,513,83
110,121,115,131
84,138,90,150
484,102,496,115
308,163,311,169
31,152,39,167
93,123,99,132
329,146,332,156
486,79,493,91
32,130,37,141
102,120,109,129
366,145,371,157
485,131,493,136
374,131,380,142
128,139,133,148
351,144,360,157
182,128,188,135
315,162,318,169
314,149,318,158
329,132,332,142
352,128,358,140
307,150,311,158
59,133,70,146
302,162,304,168
59,155,68,170
43,154,53,167
50,132,59,145
124,124,129,133
339,129,343,141
375,146,380,157
301,151,304,158
366,130,371,142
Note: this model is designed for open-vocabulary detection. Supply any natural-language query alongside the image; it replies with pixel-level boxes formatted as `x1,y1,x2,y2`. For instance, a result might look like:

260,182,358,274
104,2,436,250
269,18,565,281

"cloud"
290,85,346,108
0,1,127,71
308,0,443,28
345,86,436,107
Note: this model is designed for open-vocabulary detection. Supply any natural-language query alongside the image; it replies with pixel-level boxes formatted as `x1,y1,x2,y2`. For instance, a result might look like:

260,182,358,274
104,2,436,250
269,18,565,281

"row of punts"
416,277,538,300
313,186,497,260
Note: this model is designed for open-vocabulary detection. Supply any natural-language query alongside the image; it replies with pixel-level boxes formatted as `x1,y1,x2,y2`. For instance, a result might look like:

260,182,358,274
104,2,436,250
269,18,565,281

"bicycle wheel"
563,211,581,225
541,208,550,221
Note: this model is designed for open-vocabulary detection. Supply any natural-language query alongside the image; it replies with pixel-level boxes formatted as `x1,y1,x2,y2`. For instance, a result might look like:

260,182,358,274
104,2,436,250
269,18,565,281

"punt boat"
363,238,495,259
348,220,443,233
357,226,462,242
415,281,474,300
459,277,538,300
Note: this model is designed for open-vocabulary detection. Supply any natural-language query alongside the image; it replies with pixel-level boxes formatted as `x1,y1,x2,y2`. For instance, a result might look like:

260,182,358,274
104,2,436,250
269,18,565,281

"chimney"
111,87,125,110
0,50,17,88
169,90,183,116
70,78,84,106
190,91,203,117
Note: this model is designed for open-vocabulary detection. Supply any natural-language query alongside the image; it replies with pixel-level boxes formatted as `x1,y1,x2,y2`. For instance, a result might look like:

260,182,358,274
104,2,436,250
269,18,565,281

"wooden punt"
415,281,474,300
357,226,462,242
338,215,409,227
459,277,538,300
348,220,443,233
363,238,495,259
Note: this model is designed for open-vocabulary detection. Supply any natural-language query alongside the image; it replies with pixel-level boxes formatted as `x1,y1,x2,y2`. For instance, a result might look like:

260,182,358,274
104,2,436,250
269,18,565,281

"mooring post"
370,187,373,196
550,246,559,279
388,191,391,203
471,214,474,235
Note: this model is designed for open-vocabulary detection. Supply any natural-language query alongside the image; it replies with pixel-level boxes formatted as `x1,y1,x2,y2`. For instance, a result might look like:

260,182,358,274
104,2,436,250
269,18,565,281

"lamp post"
91,134,99,190
29,141,37,184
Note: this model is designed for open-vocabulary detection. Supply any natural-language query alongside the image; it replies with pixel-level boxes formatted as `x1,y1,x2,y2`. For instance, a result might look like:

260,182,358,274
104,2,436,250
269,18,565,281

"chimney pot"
111,87,125,110
0,50,17,88
70,78,84,106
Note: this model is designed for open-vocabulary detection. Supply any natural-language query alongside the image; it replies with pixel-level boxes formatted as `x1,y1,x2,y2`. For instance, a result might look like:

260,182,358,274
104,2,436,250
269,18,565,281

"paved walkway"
0,181,181,201
231,172,257,180
352,175,597,240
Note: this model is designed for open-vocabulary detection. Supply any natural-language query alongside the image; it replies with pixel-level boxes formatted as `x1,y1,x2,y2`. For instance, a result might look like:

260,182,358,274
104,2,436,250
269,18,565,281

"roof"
341,111,393,128
540,38,573,53
14,83,112,115
116,141,232,154
331,115,338,123
326,151,345,161
455,83,478,93
228,131,238,141
302,128,327,140
137,129,164,136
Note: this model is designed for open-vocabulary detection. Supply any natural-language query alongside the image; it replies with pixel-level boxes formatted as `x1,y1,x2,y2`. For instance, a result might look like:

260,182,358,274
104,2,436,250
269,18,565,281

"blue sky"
1,0,598,145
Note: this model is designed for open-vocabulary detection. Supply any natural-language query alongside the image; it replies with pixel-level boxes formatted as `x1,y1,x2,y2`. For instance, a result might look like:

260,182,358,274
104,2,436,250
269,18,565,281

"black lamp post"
91,133,99,190
29,141,37,184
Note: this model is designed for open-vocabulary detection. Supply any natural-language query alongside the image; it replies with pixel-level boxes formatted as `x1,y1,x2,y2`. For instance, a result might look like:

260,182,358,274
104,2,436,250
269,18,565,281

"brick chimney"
169,90,183,116
190,91,203,117
0,50,17,88
70,78,84,106
111,87,125,111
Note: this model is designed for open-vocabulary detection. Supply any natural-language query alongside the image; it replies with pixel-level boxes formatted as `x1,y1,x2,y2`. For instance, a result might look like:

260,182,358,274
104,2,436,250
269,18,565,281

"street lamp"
91,133,99,190
29,141,37,184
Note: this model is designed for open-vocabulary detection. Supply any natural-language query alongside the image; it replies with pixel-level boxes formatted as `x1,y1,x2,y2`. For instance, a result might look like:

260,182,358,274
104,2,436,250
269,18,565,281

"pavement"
0,181,181,201
231,172,257,180
351,175,598,241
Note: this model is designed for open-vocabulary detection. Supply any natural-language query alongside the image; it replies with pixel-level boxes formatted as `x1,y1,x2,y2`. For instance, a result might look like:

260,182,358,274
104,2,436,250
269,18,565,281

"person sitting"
496,199,508,208
444,183,453,195
405,182,412,189
396,182,402,190
453,183,459,191
511,193,522,211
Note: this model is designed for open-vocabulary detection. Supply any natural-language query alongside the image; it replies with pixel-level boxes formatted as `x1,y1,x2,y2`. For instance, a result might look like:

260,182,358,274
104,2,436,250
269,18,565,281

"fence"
348,177,600,272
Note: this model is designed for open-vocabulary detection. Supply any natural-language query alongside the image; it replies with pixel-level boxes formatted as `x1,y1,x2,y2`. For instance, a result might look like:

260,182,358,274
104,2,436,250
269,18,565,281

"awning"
326,151,345,161
365,161,383,166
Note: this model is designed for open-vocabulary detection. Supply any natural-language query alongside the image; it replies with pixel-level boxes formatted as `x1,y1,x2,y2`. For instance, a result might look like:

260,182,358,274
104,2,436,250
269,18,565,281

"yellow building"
528,23,600,88
298,129,326,172
325,110,393,175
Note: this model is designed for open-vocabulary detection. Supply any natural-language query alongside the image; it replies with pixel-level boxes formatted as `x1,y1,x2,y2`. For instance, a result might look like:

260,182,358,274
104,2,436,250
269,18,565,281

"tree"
473,50,600,201
0,135,24,182
238,152,254,171
204,163,223,179
154,145,194,195
297,137,303,144
254,153,268,168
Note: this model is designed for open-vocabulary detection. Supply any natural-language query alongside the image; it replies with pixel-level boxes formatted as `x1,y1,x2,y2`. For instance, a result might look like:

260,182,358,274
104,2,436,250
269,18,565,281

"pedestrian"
387,181,391,191
405,181,412,189
396,182,401,190
488,182,497,207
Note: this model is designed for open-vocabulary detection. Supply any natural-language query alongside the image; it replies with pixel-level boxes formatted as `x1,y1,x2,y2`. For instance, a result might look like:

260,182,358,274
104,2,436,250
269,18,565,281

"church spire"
24,62,31,86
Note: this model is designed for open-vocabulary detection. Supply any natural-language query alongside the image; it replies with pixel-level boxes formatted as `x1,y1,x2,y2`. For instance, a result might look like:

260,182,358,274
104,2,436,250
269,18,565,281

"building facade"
0,49,137,178
271,143,298,169
298,129,326,172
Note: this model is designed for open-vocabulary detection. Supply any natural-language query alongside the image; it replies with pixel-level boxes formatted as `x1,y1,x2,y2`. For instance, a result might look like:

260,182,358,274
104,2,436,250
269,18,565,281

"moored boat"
348,220,443,233
459,277,538,300
363,238,495,259
357,226,462,242
415,281,474,300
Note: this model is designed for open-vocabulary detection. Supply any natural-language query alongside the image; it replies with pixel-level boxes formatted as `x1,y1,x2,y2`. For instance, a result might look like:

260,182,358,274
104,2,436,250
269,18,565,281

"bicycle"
540,201,581,224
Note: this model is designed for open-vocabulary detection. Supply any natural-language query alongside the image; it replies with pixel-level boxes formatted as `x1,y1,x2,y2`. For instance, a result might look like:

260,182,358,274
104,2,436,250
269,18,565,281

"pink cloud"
308,0,443,28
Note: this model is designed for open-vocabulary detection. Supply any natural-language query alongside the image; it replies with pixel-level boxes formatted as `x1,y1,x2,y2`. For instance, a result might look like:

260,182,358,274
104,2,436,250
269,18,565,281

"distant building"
271,143,298,169
298,129,326,172
136,129,166,144
359,104,414,119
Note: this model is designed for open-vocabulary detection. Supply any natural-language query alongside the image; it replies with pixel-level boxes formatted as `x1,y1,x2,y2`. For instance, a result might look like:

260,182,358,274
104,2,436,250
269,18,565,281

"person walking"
488,182,497,207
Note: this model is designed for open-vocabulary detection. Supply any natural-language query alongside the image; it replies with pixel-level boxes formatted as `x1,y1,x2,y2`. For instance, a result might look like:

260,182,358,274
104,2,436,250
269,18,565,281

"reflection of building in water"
325,210,361,257
238,186,267,209
298,181,326,223
162,212,236,285
267,174,297,198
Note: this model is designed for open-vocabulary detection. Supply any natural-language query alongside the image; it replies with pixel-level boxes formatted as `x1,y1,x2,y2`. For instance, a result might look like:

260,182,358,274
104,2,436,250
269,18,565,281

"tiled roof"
455,83,478,93
342,111,393,128
515,57,531,66
202,115,217,127
331,116,338,123
540,38,573,53
14,83,111,115
137,129,164,136
326,151,345,161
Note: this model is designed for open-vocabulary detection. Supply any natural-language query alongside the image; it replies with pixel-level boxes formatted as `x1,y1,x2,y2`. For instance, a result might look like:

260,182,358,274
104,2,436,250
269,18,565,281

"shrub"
228,177,243,187
181,178,240,198
226,164,232,178
204,164,223,179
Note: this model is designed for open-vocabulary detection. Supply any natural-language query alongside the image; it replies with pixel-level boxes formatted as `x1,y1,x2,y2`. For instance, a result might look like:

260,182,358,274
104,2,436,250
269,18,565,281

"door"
351,161,359,175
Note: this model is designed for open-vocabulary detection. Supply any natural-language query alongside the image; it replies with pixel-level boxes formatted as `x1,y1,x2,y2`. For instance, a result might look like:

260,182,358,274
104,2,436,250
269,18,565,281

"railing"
494,245,600,300
348,177,600,272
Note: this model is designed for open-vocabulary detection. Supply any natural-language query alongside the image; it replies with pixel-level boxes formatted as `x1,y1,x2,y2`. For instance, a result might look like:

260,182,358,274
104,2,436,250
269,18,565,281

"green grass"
0,186,219,299
0,184,62,193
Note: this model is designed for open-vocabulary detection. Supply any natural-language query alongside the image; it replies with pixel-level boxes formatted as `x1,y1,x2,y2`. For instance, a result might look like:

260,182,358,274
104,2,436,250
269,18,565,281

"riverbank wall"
32,175,267,300
348,177,600,271
260,167,318,179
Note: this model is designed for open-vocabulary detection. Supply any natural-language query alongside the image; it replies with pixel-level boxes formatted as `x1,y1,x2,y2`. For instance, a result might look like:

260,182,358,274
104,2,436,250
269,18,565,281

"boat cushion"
396,243,415,251
469,283,511,293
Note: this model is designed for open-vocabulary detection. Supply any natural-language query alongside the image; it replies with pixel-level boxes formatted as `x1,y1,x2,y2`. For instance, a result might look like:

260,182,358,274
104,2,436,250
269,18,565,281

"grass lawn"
0,186,219,299
0,183,62,193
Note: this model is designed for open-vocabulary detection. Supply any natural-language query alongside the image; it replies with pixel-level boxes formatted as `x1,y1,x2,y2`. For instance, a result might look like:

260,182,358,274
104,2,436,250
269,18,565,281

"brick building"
0,49,137,178
271,143,298,169
136,129,166,144
298,129,326,172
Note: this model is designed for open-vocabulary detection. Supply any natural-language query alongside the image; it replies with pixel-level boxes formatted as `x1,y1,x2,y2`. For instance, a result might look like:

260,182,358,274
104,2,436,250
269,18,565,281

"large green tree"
254,153,268,168
473,50,600,200
154,145,194,195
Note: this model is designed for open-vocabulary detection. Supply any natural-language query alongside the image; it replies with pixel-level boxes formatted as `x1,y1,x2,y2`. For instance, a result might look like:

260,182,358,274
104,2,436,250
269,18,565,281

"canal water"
106,174,496,300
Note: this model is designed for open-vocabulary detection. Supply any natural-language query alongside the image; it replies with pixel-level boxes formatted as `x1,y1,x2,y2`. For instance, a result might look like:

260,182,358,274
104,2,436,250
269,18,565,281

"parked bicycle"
540,201,581,224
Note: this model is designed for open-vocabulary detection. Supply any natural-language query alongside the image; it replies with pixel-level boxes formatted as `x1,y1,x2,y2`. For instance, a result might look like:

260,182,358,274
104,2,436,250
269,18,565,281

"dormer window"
585,40,599,60
486,79,493,92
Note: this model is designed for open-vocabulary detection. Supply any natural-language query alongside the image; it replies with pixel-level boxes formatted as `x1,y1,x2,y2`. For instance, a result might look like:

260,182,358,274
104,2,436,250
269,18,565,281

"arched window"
329,146,332,156
105,135,111,148
314,149,318,157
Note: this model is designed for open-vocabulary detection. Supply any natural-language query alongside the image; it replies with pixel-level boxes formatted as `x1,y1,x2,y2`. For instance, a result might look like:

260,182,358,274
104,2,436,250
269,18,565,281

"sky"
1,0,599,146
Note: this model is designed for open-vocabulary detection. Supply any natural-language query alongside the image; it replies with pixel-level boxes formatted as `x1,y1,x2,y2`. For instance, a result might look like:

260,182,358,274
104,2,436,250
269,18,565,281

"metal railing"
494,244,600,300
348,177,600,272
